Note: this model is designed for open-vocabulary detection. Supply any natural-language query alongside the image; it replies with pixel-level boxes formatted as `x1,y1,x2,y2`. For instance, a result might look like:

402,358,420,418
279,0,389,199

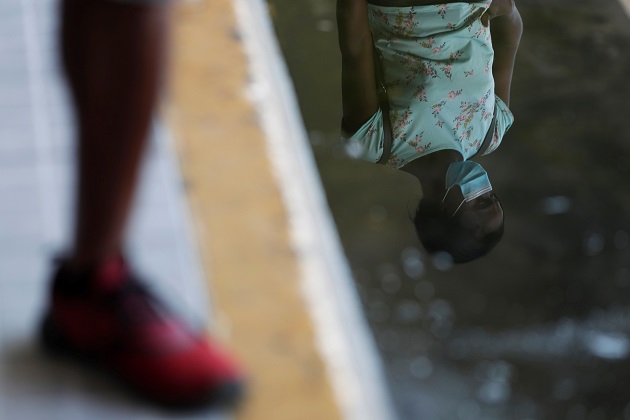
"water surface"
268,1,630,418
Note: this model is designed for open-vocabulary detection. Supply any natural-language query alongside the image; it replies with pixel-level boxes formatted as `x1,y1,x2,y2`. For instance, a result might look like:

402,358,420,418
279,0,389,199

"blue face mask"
442,161,493,217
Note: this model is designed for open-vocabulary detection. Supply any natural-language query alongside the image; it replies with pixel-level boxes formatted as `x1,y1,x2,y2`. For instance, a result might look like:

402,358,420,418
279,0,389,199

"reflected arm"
337,0,379,133
490,6,523,106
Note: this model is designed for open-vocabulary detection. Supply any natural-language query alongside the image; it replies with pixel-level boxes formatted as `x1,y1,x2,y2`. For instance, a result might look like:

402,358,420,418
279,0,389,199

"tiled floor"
0,0,226,418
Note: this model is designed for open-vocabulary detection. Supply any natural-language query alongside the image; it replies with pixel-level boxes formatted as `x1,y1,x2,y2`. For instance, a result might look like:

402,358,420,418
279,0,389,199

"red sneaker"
40,256,245,407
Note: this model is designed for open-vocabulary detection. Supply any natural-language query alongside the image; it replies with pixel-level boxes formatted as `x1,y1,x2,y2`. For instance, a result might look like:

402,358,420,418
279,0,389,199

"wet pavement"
268,0,630,418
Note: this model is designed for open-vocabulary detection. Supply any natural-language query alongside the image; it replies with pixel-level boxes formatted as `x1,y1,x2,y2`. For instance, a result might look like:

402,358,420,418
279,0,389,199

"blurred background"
268,0,630,419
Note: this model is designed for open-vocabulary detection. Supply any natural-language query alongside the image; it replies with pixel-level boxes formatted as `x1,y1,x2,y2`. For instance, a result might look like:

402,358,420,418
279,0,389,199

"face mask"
441,161,492,217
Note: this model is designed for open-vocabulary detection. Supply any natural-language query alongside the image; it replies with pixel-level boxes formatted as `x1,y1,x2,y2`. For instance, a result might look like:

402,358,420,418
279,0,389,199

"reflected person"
337,0,522,263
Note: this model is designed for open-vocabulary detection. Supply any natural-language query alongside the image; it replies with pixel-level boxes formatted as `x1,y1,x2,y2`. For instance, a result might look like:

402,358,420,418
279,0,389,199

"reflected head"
414,193,504,264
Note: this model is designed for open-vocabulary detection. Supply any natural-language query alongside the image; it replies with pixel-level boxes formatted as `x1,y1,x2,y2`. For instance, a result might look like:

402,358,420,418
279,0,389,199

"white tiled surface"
0,0,226,418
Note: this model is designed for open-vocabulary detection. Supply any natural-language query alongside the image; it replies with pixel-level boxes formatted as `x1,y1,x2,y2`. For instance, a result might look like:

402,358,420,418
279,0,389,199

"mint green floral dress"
342,1,514,169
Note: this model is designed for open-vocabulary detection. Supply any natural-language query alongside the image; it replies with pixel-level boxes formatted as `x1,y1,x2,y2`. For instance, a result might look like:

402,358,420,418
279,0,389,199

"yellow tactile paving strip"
167,1,342,419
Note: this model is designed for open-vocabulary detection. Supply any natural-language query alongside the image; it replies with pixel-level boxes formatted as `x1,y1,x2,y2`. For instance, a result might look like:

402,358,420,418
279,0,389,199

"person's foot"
40,256,245,408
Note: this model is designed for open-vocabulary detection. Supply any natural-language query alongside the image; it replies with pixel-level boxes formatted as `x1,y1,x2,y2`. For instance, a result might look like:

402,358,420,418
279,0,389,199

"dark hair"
413,200,504,264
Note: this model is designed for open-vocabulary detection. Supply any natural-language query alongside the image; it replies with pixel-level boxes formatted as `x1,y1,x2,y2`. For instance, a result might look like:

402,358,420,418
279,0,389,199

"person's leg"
44,0,244,406
61,0,168,270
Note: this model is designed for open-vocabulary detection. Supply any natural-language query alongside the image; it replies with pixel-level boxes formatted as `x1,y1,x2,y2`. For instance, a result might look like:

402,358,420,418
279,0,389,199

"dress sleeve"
482,96,515,156
340,108,385,163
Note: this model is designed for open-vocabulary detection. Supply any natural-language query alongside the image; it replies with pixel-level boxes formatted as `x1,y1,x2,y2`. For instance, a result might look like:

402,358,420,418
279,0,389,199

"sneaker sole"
39,315,246,409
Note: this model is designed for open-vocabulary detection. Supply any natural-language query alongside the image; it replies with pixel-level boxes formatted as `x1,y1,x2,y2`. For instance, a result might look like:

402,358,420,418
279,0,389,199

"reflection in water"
269,0,630,418
338,0,520,263
448,307,630,362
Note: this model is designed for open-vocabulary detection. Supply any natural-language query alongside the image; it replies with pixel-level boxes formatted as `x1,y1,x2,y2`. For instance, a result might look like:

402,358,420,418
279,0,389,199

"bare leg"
60,0,170,269
44,0,245,406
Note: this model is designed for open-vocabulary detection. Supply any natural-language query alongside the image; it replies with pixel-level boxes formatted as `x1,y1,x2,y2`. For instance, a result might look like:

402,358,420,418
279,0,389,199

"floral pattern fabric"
342,2,514,169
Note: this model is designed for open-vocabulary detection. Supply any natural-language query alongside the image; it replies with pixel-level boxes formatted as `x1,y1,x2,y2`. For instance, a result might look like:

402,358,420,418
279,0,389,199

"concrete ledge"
169,0,395,419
